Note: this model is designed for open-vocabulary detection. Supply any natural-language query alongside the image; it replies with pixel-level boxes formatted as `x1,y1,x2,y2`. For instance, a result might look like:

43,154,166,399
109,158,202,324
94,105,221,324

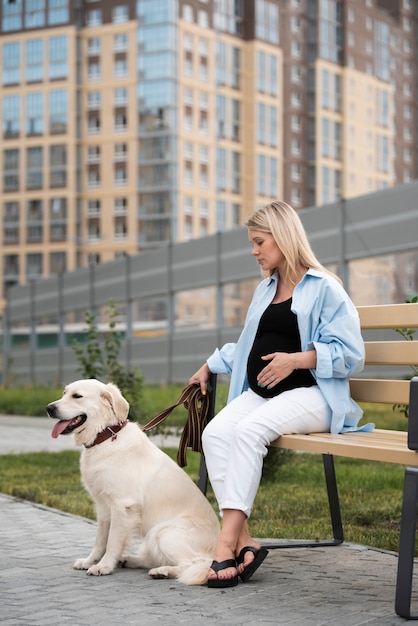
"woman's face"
248,229,285,272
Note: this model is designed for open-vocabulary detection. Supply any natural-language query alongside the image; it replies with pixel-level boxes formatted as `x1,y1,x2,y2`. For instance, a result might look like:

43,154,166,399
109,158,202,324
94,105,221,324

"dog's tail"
177,557,212,586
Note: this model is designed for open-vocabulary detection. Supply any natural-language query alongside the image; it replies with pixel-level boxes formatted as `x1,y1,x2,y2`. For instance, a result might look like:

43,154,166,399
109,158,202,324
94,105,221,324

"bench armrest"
407,377,418,450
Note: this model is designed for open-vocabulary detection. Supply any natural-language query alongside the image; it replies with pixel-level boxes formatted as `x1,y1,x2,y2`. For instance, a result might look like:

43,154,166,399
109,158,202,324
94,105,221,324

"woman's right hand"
189,362,211,395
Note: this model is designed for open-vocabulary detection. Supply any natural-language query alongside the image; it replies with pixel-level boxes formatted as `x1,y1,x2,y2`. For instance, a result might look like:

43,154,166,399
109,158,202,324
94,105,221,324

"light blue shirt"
207,269,374,434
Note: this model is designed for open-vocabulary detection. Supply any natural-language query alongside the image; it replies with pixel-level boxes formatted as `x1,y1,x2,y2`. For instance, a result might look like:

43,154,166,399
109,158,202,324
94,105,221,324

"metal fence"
2,182,418,386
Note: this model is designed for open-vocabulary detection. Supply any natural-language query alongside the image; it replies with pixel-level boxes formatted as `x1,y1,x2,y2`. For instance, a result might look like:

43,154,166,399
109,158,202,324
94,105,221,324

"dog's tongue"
51,420,73,439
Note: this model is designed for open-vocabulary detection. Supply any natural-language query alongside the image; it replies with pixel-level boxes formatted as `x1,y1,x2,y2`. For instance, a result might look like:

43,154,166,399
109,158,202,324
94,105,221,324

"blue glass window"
48,0,69,25
2,0,22,31
138,24,175,52
2,42,21,85
2,95,20,138
26,39,44,83
25,0,45,28
26,93,44,135
137,0,175,23
49,35,68,79
49,90,68,134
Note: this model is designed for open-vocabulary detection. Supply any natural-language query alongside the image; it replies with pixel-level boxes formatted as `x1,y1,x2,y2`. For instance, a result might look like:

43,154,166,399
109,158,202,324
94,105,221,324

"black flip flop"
236,546,268,582
207,558,239,588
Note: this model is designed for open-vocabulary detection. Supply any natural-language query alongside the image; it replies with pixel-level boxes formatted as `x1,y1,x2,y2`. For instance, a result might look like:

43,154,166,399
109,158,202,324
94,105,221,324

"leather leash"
141,383,210,467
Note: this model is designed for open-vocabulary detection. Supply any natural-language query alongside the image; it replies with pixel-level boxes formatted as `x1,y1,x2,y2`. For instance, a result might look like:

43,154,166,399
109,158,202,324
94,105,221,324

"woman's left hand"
257,352,296,389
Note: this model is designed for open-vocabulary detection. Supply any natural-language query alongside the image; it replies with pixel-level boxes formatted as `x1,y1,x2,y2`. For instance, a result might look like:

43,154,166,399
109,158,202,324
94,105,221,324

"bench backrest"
351,303,418,406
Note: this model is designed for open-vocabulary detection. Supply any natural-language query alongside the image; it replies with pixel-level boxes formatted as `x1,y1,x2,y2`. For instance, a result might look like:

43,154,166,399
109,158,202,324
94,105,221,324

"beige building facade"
0,0,416,312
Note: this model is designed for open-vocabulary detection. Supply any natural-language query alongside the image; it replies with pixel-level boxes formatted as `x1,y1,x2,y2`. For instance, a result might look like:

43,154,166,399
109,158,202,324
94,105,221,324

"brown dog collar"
84,420,128,448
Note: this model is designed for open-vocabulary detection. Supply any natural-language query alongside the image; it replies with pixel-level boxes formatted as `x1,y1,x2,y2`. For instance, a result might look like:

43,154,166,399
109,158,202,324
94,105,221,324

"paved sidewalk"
0,415,417,625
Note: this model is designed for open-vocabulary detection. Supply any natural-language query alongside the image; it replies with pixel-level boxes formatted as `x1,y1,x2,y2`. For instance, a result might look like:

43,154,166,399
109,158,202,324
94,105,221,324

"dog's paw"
87,563,114,576
148,566,170,579
73,558,91,570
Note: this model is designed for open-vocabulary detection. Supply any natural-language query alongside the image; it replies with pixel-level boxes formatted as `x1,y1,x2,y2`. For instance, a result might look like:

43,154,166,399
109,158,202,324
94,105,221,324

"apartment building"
0,0,416,313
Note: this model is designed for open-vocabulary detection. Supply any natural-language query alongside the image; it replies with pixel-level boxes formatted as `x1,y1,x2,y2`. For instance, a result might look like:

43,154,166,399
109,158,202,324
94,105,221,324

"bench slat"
365,341,418,365
357,303,418,329
271,429,418,465
349,378,411,404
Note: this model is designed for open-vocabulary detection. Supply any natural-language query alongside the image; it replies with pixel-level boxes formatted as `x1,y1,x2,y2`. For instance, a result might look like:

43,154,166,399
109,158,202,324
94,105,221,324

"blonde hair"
245,201,342,286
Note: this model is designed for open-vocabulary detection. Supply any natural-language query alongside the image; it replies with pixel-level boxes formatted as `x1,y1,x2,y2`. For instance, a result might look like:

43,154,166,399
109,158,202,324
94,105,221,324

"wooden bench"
197,302,418,619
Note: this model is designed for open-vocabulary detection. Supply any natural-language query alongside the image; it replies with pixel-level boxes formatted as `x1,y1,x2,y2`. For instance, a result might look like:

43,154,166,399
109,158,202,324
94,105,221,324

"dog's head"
46,379,130,447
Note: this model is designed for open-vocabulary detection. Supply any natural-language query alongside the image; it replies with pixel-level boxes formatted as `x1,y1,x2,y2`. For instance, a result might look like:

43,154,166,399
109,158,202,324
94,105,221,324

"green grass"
0,385,411,554
0,447,409,555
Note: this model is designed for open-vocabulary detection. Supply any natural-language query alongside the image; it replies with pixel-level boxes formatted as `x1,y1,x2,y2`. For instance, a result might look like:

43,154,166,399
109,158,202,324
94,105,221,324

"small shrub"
71,300,143,420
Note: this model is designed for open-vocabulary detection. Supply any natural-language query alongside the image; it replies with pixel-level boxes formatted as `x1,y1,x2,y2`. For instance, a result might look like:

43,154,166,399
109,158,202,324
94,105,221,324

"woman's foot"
207,558,239,588
235,545,268,582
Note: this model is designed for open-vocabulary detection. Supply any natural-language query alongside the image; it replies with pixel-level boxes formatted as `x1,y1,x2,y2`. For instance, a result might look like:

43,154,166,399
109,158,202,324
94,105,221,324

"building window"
49,89,68,134
88,145,100,163
26,199,43,243
256,0,279,44
112,5,129,23
2,0,22,31
114,197,127,214
26,92,44,136
215,0,243,35
50,251,67,273
25,0,45,28
319,0,343,63
115,112,127,131
3,201,19,244
88,169,100,188
114,59,127,78
374,20,390,81
49,35,68,79
26,253,43,279
216,148,226,191
184,197,193,215
2,95,20,138
88,91,101,109
114,142,127,160
49,197,67,242
114,33,127,52
3,255,19,285
114,167,127,186
48,0,69,25
216,200,226,231
114,216,127,239
88,199,101,216
183,5,193,22
49,145,67,188
26,147,43,189
87,9,102,26
2,41,21,85
88,62,101,81
25,39,44,82
88,218,101,241
88,115,100,134
3,149,19,192
88,37,101,55
114,87,128,105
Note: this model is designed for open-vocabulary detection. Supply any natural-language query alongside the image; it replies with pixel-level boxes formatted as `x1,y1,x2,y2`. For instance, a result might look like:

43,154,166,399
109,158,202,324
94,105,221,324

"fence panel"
2,183,418,386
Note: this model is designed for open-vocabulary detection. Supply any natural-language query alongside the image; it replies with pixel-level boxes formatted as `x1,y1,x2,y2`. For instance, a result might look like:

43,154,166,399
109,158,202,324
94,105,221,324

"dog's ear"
102,383,130,420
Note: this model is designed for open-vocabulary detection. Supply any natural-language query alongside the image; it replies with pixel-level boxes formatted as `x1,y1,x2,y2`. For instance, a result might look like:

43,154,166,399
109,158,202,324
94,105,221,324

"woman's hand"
257,350,316,389
189,362,211,395
257,352,296,389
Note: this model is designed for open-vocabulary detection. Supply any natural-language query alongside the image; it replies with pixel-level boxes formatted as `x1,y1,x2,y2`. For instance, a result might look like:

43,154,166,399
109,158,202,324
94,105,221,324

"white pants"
201,386,331,518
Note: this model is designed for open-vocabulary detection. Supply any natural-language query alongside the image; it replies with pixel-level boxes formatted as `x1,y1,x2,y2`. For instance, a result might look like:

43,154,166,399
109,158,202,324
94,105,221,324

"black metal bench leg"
322,453,344,544
395,466,418,619
263,452,343,549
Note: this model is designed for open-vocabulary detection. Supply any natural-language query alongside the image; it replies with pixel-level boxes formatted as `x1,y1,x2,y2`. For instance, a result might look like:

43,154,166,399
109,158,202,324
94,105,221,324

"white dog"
46,379,220,584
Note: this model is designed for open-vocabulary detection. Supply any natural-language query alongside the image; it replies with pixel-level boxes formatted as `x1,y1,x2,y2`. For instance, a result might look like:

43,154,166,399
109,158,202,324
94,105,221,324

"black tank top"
247,299,316,399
